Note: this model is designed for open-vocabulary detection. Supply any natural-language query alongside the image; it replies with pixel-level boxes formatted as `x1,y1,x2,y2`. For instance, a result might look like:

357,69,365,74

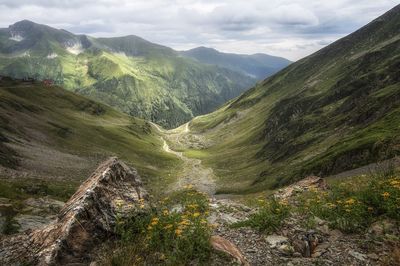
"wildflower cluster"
299,174,400,233
114,186,212,265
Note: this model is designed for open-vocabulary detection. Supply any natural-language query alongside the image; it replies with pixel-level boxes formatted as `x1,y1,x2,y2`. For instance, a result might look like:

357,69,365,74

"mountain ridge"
186,3,400,192
181,46,292,79
0,20,291,128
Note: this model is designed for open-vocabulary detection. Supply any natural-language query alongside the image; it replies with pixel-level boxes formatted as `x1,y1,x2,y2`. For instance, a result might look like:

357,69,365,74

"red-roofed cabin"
43,79,54,86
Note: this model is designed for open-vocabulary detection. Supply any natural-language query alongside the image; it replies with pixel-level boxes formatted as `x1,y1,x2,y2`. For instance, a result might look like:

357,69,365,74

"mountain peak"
9,20,37,31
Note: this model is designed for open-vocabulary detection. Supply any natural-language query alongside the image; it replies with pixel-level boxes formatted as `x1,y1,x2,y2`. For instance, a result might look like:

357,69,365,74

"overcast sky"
0,0,398,60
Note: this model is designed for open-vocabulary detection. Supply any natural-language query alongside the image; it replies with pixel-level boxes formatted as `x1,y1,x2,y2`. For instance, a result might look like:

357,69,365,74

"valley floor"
153,122,216,195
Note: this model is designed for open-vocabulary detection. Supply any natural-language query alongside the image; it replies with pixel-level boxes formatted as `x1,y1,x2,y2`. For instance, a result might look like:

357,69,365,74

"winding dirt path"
151,122,216,195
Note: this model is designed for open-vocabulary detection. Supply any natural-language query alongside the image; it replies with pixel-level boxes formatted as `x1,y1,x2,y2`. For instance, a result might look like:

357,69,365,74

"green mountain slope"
0,20,258,128
181,47,292,80
187,4,400,193
0,77,180,197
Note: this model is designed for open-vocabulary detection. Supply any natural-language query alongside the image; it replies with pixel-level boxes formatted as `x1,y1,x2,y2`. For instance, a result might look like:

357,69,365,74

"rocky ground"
208,197,400,265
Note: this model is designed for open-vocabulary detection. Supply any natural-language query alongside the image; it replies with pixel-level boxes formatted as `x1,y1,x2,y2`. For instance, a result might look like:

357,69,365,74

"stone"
293,252,302,257
274,176,328,200
349,250,367,261
368,220,397,236
219,213,239,224
210,235,249,266
367,253,379,260
0,157,149,265
314,216,326,226
265,235,289,248
171,204,183,213
278,244,294,255
14,214,54,232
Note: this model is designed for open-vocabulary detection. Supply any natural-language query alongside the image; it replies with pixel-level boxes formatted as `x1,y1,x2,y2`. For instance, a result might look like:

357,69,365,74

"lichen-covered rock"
0,157,149,265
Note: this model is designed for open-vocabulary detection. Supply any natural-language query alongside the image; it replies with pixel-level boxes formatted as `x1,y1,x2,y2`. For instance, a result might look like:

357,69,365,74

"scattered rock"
170,204,183,213
275,176,328,201
368,220,397,236
0,157,149,265
219,213,239,224
14,214,54,232
349,250,367,261
367,253,379,260
314,216,326,226
278,244,294,255
211,235,249,266
265,235,289,248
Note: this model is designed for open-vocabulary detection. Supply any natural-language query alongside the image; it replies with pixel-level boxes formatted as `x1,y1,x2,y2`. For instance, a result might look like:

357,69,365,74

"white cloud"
0,0,398,60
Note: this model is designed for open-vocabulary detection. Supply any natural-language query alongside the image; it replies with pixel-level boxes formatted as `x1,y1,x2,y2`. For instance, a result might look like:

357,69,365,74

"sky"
0,0,399,61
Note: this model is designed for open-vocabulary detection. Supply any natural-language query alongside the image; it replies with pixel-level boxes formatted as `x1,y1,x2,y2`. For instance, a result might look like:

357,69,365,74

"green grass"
232,198,290,233
0,78,182,198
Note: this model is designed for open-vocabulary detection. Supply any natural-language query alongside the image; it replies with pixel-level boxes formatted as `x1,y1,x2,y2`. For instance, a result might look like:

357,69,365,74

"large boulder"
0,157,149,265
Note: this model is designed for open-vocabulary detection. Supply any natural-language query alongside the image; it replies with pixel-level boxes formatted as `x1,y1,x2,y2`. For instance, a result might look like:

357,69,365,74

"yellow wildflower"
164,224,173,230
179,219,190,226
175,229,183,236
327,203,336,208
115,199,124,207
382,192,390,198
151,220,158,226
147,225,153,230
163,209,169,215
200,219,207,224
193,212,201,217
345,198,355,205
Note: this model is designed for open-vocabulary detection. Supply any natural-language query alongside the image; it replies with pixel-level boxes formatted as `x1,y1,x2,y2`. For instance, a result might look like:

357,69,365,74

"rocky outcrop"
0,157,149,265
274,176,328,201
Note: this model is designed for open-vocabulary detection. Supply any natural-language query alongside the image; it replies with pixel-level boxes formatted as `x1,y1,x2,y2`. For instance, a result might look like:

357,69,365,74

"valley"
0,21,291,128
0,3,400,266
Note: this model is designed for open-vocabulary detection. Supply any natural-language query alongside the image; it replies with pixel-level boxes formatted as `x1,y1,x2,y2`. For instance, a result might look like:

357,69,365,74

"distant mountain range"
181,47,291,80
0,20,290,128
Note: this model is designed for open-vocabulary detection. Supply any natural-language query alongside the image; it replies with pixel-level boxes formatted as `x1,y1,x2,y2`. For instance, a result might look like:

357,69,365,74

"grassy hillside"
182,47,292,80
187,4,400,193
0,77,181,200
0,21,257,128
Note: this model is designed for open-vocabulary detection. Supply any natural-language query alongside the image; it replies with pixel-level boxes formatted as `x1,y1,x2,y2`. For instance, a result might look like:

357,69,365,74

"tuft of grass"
232,197,290,233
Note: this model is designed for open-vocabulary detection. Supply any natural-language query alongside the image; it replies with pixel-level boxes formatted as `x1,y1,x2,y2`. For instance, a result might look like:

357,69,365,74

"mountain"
0,20,261,128
0,77,180,199
186,4,400,193
181,47,292,80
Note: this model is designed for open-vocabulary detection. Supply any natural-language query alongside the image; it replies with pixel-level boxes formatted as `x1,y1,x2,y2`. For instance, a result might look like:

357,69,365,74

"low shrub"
110,186,212,265
232,198,290,233
300,171,400,233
